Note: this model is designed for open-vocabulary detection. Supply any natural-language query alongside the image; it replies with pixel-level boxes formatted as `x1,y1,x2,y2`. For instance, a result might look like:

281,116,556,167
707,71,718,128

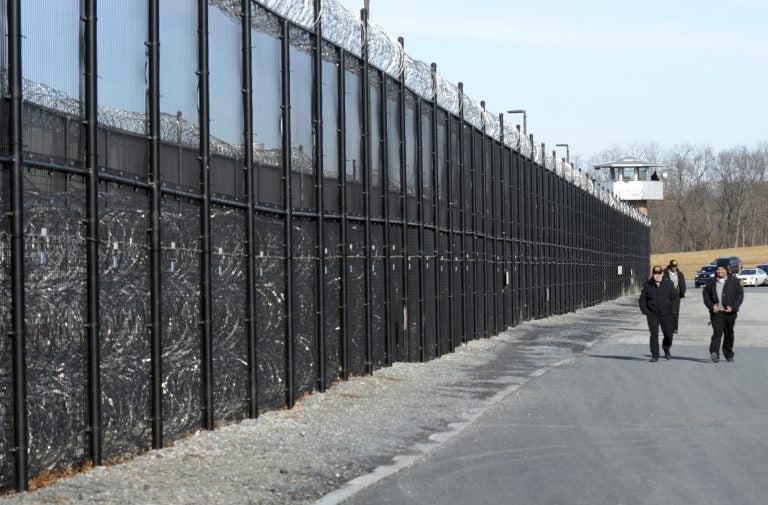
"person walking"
702,260,744,362
639,265,678,362
663,259,686,334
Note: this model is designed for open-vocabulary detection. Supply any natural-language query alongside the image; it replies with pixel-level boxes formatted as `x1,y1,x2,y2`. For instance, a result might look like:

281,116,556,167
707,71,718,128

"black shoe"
726,356,734,362
711,352,719,363
664,349,671,360
650,356,659,362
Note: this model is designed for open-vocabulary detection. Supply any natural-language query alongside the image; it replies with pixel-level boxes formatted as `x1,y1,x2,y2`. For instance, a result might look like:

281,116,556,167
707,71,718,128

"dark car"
711,256,742,275
695,265,717,287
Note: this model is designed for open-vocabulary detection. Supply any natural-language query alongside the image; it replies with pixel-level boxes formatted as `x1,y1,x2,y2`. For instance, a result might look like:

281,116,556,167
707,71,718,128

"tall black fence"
0,0,650,491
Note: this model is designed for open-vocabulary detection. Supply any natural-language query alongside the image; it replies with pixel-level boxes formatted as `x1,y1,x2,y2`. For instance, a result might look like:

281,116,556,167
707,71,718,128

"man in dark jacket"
702,260,744,362
639,265,679,362
663,259,686,334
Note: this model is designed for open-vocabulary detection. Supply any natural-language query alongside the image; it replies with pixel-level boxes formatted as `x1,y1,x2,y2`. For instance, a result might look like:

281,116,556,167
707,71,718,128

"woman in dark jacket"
702,261,744,362
639,265,679,362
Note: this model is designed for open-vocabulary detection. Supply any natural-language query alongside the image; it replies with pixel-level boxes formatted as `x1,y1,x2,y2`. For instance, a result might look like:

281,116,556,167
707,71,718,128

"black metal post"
83,0,102,466
457,82,467,343
430,63,440,357
313,0,327,390
499,113,506,328
446,104,455,352
338,49,349,379
480,101,488,337
469,126,480,339
148,0,164,450
397,37,408,361
241,0,259,416
415,96,425,362
381,75,392,365
197,0,214,431
8,0,28,490
361,8,373,374
280,19,295,408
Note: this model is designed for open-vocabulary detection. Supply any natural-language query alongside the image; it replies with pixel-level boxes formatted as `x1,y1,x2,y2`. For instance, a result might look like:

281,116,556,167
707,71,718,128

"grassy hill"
650,245,768,278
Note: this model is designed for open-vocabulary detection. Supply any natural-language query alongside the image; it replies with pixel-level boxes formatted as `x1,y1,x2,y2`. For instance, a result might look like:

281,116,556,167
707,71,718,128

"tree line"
584,142,768,254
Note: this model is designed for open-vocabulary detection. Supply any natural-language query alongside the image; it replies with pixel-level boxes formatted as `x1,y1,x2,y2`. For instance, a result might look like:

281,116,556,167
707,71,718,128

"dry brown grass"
651,245,768,278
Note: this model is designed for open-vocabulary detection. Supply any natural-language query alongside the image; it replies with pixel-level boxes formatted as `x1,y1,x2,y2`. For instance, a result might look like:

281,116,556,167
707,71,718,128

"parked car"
711,256,742,274
756,264,768,277
695,265,717,287
735,268,768,287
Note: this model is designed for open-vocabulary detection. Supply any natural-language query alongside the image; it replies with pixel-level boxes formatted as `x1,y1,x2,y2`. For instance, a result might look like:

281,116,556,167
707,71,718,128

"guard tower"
593,157,664,216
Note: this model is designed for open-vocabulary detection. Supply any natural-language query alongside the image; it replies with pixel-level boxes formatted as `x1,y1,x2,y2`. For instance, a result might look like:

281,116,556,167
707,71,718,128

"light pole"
506,109,526,135
555,143,569,163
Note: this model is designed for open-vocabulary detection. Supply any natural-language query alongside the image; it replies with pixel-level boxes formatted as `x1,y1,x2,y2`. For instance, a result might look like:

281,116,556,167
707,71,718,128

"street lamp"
555,143,569,163
506,109,526,135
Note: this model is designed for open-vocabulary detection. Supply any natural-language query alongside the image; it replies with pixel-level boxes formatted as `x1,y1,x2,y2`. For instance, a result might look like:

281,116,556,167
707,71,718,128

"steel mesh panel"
323,220,342,387
465,238,475,340
98,183,151,461
370,224,385,369
406,226,420,362
422,229,436,361
23,168,87,479
503,244,512,328
486,241,494,334
438,232,451,355
495,251,504,331
451,234,463,342
211,205,248,423
346,223,366,376
388,225,404,362
22,104,80,164
476,239,486,337
161,198,202,442
254,213,286,411
0,27,7,156
0,166,13,489
292,218,317,399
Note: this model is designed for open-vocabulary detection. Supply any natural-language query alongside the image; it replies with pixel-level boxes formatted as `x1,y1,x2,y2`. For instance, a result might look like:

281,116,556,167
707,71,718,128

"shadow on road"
588,354,712,363
588,354,647,361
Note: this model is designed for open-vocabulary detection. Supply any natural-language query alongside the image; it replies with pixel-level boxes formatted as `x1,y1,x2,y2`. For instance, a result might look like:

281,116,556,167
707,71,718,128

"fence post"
361,8,373,374
8,0,28,491
381,75,392,365
415,96,425,362
148,0,164,450
338,49,349,380
313,0,327,391
430,63,440,357
379,73,397,365
480,101,488,337
445,88,455,352
280,19,295,408
457,82,467,343
241,0,259,417
83,0,102,466
499,113,506,328
469,121,480,340
197,0,214,431
397,37,408,362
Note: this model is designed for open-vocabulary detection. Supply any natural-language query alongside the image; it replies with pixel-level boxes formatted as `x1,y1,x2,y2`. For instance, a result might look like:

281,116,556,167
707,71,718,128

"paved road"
336,285,768,505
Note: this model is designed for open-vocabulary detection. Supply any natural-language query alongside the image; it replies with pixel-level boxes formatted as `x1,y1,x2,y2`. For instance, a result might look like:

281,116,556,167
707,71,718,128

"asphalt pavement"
332,284,768,505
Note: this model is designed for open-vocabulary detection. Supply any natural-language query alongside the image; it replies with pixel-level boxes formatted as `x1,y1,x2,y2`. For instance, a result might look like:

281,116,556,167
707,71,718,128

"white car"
735,268,768,287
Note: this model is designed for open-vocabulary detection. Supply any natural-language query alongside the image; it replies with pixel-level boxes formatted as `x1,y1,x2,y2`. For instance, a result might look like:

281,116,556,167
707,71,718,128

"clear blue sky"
360,0,768,165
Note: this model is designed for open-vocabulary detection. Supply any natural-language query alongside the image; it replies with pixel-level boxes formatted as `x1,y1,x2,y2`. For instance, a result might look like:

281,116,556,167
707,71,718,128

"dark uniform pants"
647,313,674,358
710,312,737,359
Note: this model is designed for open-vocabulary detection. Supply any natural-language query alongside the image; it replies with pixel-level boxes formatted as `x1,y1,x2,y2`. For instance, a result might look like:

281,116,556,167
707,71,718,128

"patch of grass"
651,245,768,278
28,461,94,492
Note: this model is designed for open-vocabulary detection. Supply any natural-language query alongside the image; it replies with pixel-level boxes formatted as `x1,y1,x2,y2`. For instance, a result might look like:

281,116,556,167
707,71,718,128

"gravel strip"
1,297,638,505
